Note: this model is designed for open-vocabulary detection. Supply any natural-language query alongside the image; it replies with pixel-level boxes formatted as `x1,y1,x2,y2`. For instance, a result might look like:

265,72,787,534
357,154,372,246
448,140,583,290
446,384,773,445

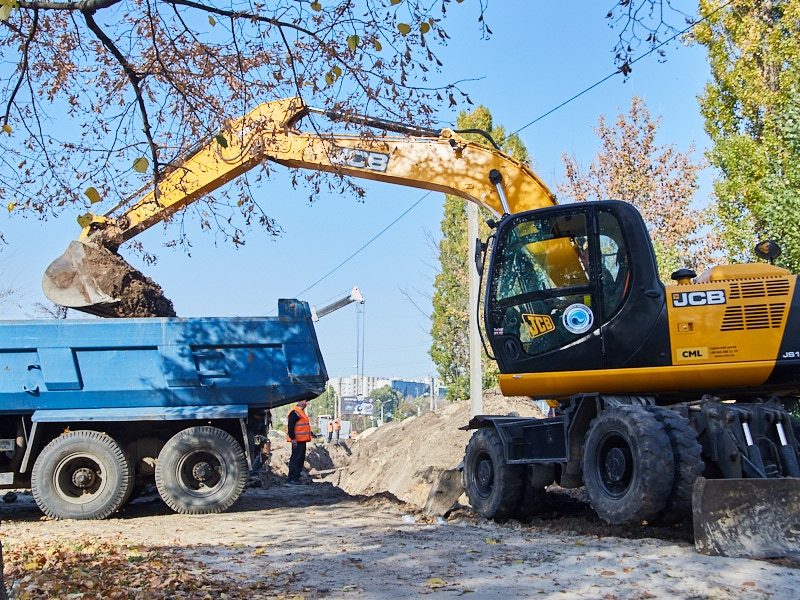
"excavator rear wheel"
645,406,704,523
464,427,524,520
583,405,674,525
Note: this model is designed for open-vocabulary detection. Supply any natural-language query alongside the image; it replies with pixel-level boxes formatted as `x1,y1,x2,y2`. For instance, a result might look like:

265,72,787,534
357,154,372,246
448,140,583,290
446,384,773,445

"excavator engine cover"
692,477,800,558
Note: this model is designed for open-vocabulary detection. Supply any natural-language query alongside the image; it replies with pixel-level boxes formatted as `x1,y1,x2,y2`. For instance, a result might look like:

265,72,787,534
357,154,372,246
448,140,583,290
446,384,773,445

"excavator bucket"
692,477,800,559
42,240,176,318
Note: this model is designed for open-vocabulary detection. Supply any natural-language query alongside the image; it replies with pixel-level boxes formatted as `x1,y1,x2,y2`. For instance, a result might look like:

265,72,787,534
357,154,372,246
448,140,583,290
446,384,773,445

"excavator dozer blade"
692,477,800,559
42,240,176,318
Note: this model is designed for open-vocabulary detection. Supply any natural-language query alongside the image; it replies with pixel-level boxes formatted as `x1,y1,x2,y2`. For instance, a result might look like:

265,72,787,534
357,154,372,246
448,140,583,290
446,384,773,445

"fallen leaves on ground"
2,537,288,599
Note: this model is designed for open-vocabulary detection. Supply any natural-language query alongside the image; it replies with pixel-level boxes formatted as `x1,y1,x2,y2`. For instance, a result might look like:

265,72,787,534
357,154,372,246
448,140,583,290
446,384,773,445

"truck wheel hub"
72,467,96,488
192,461,213,481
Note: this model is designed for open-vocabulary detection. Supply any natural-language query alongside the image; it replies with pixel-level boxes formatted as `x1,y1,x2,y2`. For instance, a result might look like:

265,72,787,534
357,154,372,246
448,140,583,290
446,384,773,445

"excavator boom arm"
76,97,554,247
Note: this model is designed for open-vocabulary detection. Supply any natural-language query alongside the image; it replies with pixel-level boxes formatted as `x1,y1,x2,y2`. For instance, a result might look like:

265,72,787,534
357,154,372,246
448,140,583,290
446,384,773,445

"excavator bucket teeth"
42,241,122,317
42,240,176,318
692,477,800,559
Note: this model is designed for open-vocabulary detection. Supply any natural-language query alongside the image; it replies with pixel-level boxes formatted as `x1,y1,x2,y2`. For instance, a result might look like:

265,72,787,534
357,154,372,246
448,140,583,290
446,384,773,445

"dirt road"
2,479,799,600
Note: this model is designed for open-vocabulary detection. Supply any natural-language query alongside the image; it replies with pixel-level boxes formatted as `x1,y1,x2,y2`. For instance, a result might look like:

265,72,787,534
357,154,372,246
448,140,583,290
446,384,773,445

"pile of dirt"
272,390,544,508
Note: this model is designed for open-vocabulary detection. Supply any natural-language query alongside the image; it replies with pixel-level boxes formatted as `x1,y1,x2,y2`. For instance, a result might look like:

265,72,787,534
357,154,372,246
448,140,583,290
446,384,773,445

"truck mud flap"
692,477,800,558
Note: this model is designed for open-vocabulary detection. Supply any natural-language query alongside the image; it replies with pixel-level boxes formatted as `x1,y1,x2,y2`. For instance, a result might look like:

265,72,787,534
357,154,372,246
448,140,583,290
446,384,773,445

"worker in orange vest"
286,399,312,485
327,419,334,443
333,418,341,444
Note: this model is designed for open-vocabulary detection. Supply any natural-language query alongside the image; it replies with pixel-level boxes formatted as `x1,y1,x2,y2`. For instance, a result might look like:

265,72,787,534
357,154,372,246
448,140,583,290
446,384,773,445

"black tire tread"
155,426,247,515
31,430,132,520
464,428,524,520
583,405,674,525
645,406,704,523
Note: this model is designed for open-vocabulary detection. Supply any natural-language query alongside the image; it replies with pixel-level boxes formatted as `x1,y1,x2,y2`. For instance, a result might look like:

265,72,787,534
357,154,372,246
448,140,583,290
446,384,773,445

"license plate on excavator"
692,477,800,558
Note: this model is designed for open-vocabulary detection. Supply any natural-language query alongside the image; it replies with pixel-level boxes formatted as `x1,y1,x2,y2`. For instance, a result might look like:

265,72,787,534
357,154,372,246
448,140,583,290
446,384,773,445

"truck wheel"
155,426,247,515
464,428,523,520
583,405,674,525
645,406,704,523
31,430,133,520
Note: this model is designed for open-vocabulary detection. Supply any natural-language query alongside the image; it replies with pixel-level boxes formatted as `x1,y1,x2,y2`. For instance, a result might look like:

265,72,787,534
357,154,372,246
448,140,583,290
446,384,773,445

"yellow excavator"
42,97,800,558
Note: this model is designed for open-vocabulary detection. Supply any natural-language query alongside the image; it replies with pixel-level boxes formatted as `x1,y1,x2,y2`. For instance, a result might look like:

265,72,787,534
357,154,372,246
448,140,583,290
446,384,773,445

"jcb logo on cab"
671,290,726,307
522,314,555,338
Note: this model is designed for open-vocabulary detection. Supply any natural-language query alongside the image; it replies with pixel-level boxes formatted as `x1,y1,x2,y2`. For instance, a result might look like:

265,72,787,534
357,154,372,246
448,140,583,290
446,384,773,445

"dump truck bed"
0,299,327,414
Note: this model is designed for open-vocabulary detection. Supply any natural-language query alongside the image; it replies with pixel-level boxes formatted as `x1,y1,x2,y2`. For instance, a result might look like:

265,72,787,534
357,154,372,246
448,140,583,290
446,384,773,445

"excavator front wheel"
583,405,674,525
464,427,524,520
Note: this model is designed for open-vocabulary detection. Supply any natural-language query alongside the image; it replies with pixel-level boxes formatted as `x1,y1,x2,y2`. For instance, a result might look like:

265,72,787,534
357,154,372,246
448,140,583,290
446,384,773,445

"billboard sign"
342,396,374,415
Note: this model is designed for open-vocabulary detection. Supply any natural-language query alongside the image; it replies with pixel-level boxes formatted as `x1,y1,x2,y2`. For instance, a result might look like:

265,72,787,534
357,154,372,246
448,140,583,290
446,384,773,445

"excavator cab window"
487,207,631,359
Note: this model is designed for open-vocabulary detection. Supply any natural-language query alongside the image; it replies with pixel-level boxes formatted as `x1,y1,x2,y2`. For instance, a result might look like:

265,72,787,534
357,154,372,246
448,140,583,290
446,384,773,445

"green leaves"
397,23,411,36
311,1,322,10
132,157,149,173
325,65,342,86
347,34,360,50
0,0,16,21
84,187,102,204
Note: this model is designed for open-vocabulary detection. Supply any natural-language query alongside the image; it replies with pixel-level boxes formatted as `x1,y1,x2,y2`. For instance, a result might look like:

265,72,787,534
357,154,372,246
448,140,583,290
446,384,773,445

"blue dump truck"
0,299,327,519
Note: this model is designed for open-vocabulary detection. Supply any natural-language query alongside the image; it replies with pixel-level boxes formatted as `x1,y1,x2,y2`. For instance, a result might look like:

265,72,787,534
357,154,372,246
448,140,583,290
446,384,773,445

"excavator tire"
645,406,705,523
514,463,556,521
582,405,674,525
464,427,524,521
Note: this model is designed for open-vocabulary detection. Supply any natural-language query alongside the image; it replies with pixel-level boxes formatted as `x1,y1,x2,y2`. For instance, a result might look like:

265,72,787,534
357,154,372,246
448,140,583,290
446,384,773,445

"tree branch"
81,8,161,182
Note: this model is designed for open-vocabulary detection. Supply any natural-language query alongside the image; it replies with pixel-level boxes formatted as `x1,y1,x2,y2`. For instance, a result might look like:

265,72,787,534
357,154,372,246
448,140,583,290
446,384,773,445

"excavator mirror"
754,239,781,264
474,239,487,277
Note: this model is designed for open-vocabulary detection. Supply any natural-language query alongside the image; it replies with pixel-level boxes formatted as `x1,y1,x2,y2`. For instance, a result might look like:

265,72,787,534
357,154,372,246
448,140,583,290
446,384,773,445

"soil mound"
272,390,544,508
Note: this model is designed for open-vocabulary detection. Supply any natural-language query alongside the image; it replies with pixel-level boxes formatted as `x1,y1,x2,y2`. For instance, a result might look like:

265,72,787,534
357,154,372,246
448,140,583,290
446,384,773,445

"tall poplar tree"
693,0,800,271
429,106,528,401
559,96,708,281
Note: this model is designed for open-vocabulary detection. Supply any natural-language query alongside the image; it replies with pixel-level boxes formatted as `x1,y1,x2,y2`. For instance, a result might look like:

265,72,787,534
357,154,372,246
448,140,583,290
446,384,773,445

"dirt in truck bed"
2,390,799,599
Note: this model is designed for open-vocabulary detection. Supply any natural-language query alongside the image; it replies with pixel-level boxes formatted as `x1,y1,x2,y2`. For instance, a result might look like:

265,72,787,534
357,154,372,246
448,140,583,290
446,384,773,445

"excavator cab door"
483,201,666,377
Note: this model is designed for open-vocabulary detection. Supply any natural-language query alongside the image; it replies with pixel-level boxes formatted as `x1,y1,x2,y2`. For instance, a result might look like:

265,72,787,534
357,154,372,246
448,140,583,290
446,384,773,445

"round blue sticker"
562,303,594,334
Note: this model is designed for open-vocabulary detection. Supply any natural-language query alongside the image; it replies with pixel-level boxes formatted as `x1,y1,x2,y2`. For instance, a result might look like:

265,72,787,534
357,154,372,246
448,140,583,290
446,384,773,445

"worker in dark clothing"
286,399,312,485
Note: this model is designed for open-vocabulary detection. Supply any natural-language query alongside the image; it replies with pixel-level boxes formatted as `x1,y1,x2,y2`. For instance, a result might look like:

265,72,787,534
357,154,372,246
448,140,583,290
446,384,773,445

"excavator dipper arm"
42,97,555,314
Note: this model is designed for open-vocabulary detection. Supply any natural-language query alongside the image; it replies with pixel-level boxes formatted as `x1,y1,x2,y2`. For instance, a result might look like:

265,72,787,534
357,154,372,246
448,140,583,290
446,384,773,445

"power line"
297,1,736,298
510,0,734,136
294,191,432,298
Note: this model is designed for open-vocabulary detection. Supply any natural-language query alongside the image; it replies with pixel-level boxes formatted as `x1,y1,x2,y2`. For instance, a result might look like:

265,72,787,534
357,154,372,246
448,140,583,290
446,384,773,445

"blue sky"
0,2,711,381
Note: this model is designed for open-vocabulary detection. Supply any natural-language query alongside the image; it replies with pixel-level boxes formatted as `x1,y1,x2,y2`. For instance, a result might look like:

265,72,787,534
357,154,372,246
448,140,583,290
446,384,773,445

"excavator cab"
482,200,668,389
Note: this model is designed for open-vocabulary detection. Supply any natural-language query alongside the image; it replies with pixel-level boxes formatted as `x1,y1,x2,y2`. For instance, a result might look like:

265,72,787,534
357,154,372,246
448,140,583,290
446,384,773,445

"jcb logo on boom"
329,147,390,172
671,290,726,307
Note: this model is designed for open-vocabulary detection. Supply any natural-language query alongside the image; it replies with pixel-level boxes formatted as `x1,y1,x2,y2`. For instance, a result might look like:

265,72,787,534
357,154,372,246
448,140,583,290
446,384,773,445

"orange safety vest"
286,406,312,442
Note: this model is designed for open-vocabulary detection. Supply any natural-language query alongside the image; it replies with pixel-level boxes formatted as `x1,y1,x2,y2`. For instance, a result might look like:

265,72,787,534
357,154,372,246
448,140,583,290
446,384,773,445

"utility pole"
468,202,483,417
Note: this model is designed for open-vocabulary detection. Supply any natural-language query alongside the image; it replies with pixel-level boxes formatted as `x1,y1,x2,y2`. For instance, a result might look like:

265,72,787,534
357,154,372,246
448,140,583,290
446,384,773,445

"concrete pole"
468,202,483,417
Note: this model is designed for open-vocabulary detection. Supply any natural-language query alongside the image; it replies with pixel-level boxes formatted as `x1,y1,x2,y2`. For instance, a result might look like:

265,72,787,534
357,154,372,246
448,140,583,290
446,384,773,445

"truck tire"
464,427,523,520
583,405,674,525
155,426,247,515
31,430,133,520
645,406,704,523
